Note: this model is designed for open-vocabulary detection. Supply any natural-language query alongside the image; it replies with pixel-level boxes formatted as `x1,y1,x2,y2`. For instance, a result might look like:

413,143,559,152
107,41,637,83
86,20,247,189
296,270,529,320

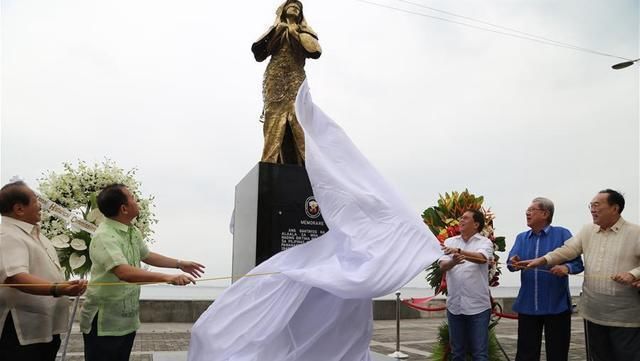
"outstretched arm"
515,256,547,269
5,273,87,296
550,256,585,277
112,264,194,286
143,252,205,278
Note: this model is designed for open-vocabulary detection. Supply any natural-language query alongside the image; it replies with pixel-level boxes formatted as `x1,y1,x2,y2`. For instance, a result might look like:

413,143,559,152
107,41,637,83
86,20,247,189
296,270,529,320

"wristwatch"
50,283,61,298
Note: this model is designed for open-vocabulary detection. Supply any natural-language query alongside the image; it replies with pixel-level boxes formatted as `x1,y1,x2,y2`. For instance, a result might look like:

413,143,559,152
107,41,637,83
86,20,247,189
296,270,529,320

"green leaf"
422,208,446,234
90,192,98,209
493,236,506,252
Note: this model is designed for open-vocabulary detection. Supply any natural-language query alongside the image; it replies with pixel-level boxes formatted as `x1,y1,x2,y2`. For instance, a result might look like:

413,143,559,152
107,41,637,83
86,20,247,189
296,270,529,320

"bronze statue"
252,0,321,165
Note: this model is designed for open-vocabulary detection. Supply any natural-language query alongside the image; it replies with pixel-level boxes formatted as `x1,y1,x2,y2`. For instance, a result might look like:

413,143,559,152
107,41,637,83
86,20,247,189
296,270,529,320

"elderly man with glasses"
507,197,584,361
517,190,640,361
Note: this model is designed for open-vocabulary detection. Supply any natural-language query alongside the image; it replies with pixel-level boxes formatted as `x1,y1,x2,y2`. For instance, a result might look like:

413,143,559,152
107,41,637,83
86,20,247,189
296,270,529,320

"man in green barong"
80,183,205,361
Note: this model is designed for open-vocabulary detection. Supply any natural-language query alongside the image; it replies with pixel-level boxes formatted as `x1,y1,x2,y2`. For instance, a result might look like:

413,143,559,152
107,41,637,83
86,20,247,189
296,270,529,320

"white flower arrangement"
39,159,157,278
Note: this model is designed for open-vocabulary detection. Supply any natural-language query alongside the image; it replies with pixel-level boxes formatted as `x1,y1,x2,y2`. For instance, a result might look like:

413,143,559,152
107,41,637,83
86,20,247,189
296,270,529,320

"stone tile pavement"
56,316,587,360
371,316,586,360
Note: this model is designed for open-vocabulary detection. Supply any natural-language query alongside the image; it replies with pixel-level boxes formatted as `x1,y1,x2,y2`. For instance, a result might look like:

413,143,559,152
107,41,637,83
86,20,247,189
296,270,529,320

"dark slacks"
82,314,136,361
515,311,571,361
584,320,640,361
0,314,61,361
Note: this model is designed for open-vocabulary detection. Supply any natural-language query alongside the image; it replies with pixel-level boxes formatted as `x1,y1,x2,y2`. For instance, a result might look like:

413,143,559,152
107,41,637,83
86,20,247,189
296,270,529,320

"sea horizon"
140,284,583,301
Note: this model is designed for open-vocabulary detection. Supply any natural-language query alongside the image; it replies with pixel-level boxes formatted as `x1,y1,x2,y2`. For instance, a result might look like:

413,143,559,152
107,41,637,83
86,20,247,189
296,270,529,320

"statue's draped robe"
260,30,308,164
252,10,321,165
188,81,443,361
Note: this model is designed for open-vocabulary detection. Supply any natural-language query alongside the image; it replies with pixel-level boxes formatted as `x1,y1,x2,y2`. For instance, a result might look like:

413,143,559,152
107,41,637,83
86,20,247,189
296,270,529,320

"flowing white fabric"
188,80,443,361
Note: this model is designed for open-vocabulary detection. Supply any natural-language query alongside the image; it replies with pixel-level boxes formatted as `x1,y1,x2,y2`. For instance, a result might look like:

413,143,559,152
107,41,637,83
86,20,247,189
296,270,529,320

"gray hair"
532,197,554,224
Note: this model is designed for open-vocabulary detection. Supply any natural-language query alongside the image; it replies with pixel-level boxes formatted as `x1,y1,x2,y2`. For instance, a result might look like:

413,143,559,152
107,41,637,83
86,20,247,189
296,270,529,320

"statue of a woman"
252,0,321,165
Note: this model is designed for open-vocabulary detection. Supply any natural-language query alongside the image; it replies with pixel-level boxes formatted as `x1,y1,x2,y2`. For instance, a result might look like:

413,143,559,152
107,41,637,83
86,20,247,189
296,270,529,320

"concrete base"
68,298,526,323
373,352,395,360
153,351,394,360
139,300,212,323
373,300,424,320
137,299,431,322
153,351,187,361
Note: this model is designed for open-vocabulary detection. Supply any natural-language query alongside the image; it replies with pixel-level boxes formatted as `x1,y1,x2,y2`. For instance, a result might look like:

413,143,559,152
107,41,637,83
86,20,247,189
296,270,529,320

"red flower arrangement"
422,190,506,294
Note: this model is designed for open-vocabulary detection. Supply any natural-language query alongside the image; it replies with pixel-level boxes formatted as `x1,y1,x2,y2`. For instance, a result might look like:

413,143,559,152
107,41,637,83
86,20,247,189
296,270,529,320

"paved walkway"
57,316,587,360
370,316,586,360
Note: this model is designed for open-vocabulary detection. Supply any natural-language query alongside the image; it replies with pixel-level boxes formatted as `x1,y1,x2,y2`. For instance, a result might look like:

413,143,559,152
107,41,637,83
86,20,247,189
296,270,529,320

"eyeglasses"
525,208,544,213
588,202,603,210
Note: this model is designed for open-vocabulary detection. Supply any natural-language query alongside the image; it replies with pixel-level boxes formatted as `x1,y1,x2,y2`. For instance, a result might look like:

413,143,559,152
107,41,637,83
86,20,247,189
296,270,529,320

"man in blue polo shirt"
508,197,584,361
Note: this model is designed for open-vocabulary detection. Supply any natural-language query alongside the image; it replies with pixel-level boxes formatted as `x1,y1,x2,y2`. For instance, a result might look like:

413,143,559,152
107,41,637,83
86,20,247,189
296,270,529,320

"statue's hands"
275,22,289,33
276,22,299,32
287,23,300,33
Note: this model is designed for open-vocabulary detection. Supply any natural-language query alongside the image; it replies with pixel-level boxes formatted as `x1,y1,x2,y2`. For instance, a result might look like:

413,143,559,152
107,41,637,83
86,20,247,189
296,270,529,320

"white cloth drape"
188,80,443,361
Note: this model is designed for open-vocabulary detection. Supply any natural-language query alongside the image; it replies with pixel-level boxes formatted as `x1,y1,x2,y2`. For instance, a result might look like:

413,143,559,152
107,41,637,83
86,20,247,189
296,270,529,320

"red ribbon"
402,297,447,312
402,273,448,312
401,290,519,319
492,311,519,320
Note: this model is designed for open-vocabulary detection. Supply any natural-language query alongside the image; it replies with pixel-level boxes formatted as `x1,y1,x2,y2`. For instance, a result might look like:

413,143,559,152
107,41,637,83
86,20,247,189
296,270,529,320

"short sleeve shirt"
439,233,494,315
79,218,149,336
0,216,69,345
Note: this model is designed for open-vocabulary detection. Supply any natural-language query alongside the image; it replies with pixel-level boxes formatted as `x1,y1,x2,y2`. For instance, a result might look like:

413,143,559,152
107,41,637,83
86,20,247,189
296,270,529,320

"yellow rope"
0,271,281,288
1,267,627,288
514,266,617,280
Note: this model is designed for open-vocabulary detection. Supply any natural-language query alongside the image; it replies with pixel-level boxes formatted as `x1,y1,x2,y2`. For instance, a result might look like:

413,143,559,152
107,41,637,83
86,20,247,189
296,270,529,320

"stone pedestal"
232,162,329,279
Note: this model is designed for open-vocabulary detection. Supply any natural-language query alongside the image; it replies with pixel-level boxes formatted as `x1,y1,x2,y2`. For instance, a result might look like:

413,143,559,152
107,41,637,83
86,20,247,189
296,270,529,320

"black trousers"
584,320,640,361
515,311,571,361
82,314,136,361
0,314,61,361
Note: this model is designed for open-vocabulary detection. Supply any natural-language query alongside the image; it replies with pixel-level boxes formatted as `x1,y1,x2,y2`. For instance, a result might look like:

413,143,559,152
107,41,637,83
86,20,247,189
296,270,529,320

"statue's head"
280,0,304,23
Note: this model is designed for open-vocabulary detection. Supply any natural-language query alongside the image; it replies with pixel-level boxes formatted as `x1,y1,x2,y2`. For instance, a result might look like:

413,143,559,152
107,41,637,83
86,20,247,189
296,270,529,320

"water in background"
140,285,583,301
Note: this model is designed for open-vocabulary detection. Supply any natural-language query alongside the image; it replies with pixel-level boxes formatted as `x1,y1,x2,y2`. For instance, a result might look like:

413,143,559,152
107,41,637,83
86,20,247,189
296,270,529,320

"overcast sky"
1,0,638,292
